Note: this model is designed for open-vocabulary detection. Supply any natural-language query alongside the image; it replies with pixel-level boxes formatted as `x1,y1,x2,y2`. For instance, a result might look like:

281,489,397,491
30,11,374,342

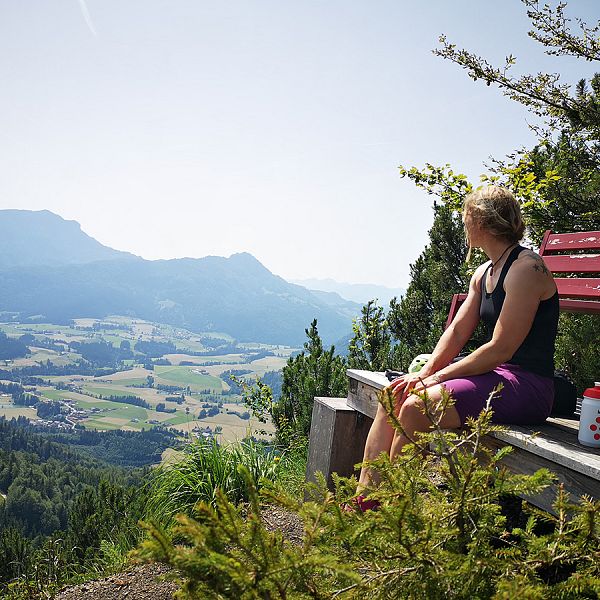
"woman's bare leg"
358,384,462,492
357,402,397,490
389,388,461,460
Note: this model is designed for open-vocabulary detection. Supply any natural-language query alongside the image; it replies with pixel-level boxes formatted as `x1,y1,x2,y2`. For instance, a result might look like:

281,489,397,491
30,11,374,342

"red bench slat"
542,254,600,273
445,293,468,329
559,299,600,314
540,231,600,253
555,278,600,300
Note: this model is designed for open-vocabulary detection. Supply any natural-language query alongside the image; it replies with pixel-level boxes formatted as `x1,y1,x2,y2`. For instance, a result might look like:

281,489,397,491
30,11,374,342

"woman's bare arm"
433,252,555,382
419,263,486,377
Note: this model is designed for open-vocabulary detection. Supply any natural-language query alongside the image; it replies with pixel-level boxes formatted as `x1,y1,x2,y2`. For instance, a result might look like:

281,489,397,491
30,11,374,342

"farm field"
82,385,149,398
164,353,246,366
38,388,67,401
0,405,39,420
111,367,151,378
10,348,79,368
153,366,223,392
0,316,291,441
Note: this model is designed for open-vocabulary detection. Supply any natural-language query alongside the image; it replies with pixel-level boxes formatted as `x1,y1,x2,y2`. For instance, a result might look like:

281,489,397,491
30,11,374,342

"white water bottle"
578,384,600,448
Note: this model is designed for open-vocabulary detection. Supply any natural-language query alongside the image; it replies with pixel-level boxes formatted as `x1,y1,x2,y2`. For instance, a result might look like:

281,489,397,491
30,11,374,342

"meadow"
0,316,289,441
153,365,223,392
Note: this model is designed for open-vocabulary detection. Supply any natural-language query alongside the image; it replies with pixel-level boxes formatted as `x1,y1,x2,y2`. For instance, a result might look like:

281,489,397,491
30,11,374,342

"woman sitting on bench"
356,185,559,506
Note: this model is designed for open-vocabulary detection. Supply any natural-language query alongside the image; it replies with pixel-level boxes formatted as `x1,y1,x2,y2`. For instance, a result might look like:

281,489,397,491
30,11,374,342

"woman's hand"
386,372,442,404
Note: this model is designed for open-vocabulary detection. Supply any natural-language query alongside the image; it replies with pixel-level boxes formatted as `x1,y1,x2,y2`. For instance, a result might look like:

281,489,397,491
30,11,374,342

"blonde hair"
463,185,525,260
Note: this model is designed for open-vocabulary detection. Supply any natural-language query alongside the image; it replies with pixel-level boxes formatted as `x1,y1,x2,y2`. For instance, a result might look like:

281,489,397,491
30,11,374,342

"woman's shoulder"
470,261,492,293
514,247,552,277
507,247,556,296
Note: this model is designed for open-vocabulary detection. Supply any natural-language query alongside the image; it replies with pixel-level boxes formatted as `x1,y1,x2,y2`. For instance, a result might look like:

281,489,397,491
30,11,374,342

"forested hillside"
0,416,179,592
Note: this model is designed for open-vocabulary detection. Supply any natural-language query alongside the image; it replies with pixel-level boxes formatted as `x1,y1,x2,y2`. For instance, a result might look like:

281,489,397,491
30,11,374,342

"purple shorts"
442,363,554,425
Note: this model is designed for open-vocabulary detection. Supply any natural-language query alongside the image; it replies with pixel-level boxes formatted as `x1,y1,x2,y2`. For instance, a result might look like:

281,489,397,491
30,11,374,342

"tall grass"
145,438,306,526
270,442,307,499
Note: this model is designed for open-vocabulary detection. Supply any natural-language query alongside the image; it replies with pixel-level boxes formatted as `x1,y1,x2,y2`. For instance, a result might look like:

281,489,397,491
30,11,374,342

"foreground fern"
135,388,600,599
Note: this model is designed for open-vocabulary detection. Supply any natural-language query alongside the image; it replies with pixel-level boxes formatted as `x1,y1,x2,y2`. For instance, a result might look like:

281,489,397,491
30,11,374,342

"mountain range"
292,278,404,307
0,210,361,345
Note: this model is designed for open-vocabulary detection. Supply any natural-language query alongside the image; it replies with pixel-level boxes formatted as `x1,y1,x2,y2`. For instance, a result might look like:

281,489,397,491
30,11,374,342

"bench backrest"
445,230,600,328
538,230,600,313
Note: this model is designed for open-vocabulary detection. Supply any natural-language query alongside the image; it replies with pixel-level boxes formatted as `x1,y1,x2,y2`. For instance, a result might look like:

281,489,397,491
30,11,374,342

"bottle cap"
583,386,600,399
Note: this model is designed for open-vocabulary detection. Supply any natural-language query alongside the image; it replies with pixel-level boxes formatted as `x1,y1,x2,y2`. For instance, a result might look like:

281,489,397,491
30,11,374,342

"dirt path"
54,563,178,600
54,506,304,599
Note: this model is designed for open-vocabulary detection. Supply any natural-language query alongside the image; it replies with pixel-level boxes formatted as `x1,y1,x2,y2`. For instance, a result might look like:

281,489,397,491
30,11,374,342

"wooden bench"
306,230,600,513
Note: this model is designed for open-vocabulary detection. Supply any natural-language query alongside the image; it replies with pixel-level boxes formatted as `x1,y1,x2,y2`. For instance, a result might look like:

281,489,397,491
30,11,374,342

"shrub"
136,387,600,599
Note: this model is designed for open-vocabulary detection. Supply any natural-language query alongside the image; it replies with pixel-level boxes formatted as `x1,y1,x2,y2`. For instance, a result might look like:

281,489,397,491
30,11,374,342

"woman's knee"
399,396,424,419
399,393,461,431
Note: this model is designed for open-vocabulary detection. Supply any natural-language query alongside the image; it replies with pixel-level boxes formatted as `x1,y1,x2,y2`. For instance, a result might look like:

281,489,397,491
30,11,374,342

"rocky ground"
53,563,178,600
53,506,304,599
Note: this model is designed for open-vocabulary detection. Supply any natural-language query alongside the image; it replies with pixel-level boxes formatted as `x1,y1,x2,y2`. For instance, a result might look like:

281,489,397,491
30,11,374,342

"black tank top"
479,245,558,378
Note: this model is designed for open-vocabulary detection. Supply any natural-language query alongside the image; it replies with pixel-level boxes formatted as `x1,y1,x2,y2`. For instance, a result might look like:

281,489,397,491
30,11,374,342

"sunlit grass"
144,437,307,527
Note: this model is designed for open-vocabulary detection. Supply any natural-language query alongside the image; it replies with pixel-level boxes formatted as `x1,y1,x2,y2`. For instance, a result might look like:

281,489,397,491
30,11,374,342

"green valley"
0,316,289,443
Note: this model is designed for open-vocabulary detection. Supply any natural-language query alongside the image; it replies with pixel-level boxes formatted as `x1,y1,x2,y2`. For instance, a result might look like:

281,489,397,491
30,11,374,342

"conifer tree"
275,320,347,442
347,300,393,371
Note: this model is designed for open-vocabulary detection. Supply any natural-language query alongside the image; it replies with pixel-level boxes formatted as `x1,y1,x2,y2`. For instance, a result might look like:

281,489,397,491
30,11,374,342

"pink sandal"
342,495,381,513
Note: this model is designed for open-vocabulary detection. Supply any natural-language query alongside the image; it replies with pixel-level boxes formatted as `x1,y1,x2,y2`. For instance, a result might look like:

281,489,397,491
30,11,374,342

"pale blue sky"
1,1,597,287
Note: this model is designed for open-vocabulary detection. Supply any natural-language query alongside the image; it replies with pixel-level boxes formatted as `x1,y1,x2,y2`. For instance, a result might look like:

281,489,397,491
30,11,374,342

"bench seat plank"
492,425,600,480
546,416,579,433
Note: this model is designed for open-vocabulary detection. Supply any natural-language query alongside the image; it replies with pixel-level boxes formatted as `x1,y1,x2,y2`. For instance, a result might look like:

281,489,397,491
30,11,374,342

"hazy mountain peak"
0,209,137,269
0,211,358,345
228,252,264,266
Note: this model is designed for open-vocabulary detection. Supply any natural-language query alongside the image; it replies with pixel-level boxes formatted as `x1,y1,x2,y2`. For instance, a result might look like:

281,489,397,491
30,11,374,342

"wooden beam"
305,397,372,490
491,423,600,480
346,369,387,419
